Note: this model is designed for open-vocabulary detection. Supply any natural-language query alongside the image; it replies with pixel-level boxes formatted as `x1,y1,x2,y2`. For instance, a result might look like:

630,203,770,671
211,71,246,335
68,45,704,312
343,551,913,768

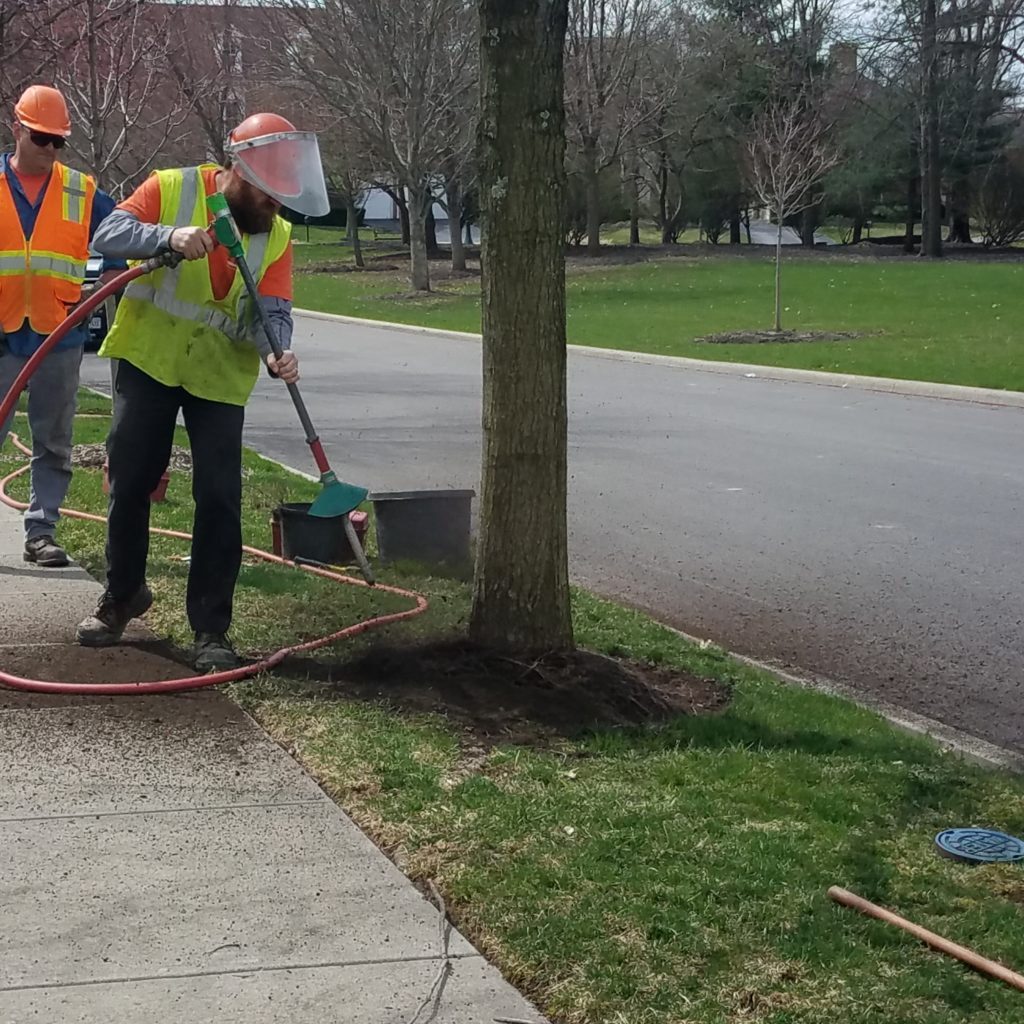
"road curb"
295,308,1024,410
663,624,1024,775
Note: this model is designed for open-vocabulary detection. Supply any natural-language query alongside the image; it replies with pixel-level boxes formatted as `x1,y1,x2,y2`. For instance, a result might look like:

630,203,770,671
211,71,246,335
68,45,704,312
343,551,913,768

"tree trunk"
346,197,364,269
472,0,573,652
904,172,917,254
623,151,641,245
947,175,972,243
774,210,784,332
730,210,742,245
656,152,671,243
446,177,466,271
407,184,431,292
425,206,440,257
852,217,863,245
800,206,817,248
584,157,601,256
920,0,943,258
385,187,411,245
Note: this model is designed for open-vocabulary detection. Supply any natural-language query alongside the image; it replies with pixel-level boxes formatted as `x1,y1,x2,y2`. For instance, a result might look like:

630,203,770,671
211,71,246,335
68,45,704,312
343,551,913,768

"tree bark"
408,184,431,292
774,210,784,332
730,210,742,245
425,206,441,257
471,0,573,652
947,175,972,243
623,152,641,245
905,172,917,254
385,186,411,245
346,196,364,269
446,176,467,271
852,217,863,245
920,0,943,258
584,155,602,256
800,206,817,248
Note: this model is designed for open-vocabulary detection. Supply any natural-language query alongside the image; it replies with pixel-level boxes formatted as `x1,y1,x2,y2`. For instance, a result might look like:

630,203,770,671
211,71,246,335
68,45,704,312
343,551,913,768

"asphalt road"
82,318,1024,752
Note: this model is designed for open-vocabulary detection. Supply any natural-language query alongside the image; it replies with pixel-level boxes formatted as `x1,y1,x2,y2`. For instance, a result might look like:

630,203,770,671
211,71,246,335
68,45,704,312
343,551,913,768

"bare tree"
864,0,1024,255
565,0,660,256
24,0,188,194
0,1,75,95
320,118,374,269
974,149,1024,246
278,0,476,292
165,0,247,165
472,0,573,649
747,98,839,331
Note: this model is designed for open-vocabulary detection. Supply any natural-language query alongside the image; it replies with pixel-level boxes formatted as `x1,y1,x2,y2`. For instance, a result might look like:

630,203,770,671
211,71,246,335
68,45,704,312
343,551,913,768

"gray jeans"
0,341,82,540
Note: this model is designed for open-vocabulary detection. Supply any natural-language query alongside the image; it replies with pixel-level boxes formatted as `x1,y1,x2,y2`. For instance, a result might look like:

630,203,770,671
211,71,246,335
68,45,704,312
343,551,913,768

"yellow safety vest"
100,165,291,406
0,161,96,334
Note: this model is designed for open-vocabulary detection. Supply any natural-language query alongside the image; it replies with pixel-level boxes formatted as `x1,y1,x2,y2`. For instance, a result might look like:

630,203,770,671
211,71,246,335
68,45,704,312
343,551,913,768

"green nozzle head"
206,192,245,258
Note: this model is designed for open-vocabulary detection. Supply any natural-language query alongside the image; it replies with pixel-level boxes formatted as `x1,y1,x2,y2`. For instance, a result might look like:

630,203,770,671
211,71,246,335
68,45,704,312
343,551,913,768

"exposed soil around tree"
72,443,192,472
302,260,402,274
287,639,732,746
372,288,468,303
696,329,871,345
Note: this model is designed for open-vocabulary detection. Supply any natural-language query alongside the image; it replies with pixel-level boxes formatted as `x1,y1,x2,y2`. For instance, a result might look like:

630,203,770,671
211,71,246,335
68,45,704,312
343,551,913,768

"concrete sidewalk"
0,507,545,1023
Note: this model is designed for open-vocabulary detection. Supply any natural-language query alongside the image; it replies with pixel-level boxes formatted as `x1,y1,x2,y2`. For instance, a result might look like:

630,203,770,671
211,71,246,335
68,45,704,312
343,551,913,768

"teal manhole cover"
936,828,1024,865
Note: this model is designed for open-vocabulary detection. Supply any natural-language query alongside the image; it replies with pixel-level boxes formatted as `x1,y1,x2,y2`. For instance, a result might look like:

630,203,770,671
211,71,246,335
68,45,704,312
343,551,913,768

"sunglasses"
18,124,65,149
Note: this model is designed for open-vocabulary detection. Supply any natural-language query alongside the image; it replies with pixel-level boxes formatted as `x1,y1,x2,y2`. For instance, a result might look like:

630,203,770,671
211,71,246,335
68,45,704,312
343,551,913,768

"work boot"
76,585,153,648
24,535,69,568
193,632,241,673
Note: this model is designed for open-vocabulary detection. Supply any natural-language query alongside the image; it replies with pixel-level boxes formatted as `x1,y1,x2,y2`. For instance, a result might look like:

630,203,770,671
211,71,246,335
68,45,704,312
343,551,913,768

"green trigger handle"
206,191,246,260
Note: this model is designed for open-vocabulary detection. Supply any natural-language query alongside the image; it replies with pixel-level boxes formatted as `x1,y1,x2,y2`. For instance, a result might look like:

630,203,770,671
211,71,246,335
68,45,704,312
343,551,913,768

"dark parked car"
83,253,118,352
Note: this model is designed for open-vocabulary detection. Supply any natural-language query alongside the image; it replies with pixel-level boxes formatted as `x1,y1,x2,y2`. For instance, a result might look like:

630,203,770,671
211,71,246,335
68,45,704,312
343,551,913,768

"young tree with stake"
747,98,838,332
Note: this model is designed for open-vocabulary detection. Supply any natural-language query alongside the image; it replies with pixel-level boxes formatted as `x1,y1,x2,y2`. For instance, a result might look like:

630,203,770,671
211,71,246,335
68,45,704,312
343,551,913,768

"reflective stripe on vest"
62,169,89,224
122,168,270,342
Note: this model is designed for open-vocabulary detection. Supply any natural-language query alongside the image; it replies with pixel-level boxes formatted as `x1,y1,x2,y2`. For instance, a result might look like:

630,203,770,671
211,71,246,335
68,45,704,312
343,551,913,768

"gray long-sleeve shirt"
91,208,293,360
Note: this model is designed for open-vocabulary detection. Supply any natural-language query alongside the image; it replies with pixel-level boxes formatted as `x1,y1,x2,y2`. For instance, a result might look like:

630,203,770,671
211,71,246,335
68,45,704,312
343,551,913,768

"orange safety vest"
0,161,96,335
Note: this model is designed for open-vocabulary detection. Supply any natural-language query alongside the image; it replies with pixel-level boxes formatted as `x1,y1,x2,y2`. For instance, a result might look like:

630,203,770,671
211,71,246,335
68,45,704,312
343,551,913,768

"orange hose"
0,439,428,695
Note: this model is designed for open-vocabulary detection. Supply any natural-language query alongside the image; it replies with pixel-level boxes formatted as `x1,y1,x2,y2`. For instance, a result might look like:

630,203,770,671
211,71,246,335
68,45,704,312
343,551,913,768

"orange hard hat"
225,112,329,217
228,112,298,144
14,85,71,137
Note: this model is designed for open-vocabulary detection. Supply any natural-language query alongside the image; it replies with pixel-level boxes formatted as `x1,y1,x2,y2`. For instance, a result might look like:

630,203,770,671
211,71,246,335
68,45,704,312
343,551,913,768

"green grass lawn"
5,403,1024,1023
290,224,405,269
294,254,1024,392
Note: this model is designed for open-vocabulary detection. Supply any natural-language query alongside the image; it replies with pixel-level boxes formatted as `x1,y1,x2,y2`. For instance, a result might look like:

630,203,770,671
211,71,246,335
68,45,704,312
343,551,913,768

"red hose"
0,264,428,695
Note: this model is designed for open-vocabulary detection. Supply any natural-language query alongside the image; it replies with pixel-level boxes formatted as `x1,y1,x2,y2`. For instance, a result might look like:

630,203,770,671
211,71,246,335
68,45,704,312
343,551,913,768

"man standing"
0,85,122,567
77,113,328,673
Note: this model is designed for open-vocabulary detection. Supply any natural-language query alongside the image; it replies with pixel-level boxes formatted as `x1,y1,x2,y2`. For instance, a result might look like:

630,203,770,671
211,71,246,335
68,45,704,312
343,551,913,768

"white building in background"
358,187,479,244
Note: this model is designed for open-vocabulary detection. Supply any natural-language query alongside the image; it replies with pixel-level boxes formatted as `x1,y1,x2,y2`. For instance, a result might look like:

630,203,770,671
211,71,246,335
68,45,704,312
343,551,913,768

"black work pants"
106,359,244,635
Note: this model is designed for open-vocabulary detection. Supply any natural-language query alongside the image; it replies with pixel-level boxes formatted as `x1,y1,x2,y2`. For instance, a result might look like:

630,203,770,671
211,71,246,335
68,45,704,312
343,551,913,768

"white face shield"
226,130,331,218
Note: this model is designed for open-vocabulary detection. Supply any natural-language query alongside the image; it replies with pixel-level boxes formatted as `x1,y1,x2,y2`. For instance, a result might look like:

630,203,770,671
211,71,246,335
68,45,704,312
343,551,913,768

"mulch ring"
300,261,401,274
71,443,193,472
294,639,731,746
695,329,871,345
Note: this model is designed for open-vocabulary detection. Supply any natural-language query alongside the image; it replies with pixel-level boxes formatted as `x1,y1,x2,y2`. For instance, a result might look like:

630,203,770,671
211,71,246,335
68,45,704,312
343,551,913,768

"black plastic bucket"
273,503,364,564
370,489,474,571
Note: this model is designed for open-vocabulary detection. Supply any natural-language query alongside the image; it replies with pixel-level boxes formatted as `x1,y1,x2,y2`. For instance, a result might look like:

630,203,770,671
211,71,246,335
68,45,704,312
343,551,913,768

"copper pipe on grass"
829,886,1024,993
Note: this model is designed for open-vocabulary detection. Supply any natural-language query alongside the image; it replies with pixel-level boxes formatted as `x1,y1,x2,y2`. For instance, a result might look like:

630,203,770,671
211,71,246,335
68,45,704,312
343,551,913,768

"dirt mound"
313,639,731,745
72,443,193,471
696,329,868,345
